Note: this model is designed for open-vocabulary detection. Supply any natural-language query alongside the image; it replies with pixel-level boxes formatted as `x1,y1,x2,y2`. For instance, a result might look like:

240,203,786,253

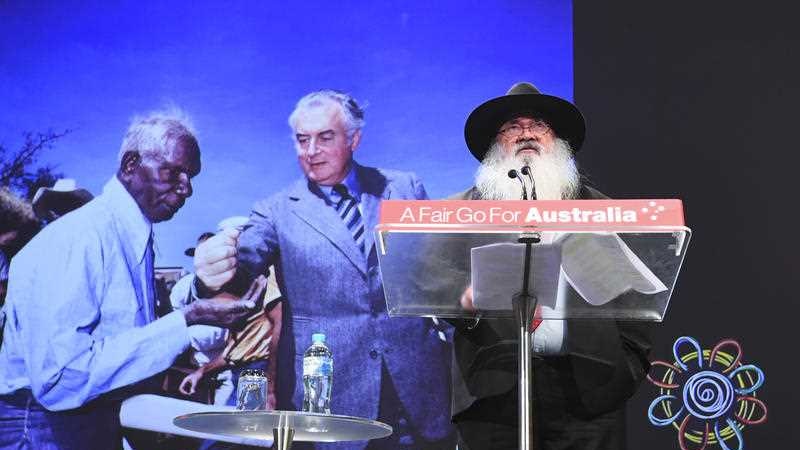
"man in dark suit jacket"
449,82,652,450
194,90,454,450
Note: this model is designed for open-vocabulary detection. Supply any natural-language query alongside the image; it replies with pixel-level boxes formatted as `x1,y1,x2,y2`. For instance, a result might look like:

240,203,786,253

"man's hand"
179,367,205,396
183,276,267,327
460,285,476,312
194,227,241,292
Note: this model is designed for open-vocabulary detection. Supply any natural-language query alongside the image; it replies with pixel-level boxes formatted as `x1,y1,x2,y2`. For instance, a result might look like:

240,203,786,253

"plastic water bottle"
302,333,333,414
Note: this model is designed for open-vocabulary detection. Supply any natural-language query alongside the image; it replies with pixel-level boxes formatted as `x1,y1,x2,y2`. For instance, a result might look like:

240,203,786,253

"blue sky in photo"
0,0,573,266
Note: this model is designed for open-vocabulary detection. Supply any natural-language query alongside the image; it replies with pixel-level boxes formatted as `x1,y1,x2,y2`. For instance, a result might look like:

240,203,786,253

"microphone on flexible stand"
507,169,528,200
520,166,536,199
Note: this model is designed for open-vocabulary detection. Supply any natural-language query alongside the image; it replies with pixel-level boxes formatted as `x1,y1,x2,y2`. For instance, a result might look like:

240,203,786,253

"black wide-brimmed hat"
464,82,586,161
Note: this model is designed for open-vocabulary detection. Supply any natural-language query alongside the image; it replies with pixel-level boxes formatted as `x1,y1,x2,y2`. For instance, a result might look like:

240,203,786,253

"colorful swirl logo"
647,337,767,450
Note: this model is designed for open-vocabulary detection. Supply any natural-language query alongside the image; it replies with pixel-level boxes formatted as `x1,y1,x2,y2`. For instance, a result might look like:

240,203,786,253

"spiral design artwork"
683,371,735,420
646,337,767,450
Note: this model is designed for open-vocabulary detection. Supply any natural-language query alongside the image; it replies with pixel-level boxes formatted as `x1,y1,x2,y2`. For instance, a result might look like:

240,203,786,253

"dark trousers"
0,389,122,450
454,389,519,450
455,406,625,450
454,361,626,450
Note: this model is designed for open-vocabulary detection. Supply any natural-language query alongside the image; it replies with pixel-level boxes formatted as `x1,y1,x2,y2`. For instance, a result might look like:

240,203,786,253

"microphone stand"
521,166,536,200
507,169,528,200
509,166,539,449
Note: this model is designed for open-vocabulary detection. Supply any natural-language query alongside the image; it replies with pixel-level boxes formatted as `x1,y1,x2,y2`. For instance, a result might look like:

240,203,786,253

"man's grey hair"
118,108,197,162
288,90,365,143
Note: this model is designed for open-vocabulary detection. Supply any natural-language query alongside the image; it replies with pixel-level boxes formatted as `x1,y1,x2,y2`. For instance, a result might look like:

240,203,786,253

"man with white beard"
449,83,652,450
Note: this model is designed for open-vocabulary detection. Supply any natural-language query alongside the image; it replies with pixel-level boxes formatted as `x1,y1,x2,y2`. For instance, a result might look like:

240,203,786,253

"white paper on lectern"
558,233,668,305
470,243,562,310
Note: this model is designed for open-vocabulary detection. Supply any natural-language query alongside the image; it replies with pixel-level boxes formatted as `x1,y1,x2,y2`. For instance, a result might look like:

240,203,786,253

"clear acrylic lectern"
375,199,691,450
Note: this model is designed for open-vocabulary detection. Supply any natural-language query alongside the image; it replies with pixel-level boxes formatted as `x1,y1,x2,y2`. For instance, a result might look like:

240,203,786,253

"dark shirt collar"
317,163,362,204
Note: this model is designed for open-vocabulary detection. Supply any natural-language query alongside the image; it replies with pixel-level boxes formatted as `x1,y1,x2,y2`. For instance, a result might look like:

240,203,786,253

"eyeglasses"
498,119,552,138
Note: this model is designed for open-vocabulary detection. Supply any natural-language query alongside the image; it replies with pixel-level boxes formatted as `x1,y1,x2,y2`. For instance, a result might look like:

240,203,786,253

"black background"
574,1,799,448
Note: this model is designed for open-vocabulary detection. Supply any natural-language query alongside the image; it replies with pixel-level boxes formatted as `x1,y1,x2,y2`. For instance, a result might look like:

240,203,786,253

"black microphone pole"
520,166,536,200
507,169,528,200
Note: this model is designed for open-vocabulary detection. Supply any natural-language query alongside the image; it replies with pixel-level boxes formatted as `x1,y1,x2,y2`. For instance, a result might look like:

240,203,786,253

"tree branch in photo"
0,129,71,197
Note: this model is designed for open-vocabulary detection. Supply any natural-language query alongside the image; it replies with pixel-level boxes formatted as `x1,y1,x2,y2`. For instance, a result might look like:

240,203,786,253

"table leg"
272,426,294,450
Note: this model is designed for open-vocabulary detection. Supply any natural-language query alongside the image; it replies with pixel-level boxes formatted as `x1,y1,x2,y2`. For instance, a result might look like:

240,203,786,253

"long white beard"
474,138,580,200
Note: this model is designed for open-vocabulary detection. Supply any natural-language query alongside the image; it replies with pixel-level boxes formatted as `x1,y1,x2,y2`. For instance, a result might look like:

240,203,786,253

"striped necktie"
333,184,365,253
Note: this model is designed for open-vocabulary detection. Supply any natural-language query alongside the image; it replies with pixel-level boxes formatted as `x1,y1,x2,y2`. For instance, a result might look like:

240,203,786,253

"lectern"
375,199,691,450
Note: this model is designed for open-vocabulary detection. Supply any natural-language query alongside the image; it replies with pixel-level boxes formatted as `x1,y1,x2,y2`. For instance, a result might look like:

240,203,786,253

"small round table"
174,410,393,450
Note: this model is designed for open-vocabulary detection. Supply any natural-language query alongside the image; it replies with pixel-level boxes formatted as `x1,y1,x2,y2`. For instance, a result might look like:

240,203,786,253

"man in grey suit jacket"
449,82,652,450
194,90,454,450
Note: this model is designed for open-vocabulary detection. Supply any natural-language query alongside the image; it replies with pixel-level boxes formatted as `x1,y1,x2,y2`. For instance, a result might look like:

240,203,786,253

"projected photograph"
0,2,582,449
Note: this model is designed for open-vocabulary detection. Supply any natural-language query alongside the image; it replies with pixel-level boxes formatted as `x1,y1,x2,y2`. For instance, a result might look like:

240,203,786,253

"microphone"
507,169,528,200
520,166,536,199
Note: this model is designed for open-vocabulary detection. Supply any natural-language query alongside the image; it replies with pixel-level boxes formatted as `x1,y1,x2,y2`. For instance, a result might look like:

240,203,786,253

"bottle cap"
240,368,267,379
312,333,326,344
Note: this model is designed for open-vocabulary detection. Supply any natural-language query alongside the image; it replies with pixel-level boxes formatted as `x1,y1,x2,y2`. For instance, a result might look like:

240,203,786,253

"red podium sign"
379,199,684,231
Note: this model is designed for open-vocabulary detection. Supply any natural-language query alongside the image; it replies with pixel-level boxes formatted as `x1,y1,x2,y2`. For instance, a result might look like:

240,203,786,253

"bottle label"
303,356,333,377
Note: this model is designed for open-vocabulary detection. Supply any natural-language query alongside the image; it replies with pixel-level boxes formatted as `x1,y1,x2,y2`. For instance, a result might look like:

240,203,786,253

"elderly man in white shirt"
0,109,265,450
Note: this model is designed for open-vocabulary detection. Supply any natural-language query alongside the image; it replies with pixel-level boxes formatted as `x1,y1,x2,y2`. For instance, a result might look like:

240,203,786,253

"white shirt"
0,176,190,410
